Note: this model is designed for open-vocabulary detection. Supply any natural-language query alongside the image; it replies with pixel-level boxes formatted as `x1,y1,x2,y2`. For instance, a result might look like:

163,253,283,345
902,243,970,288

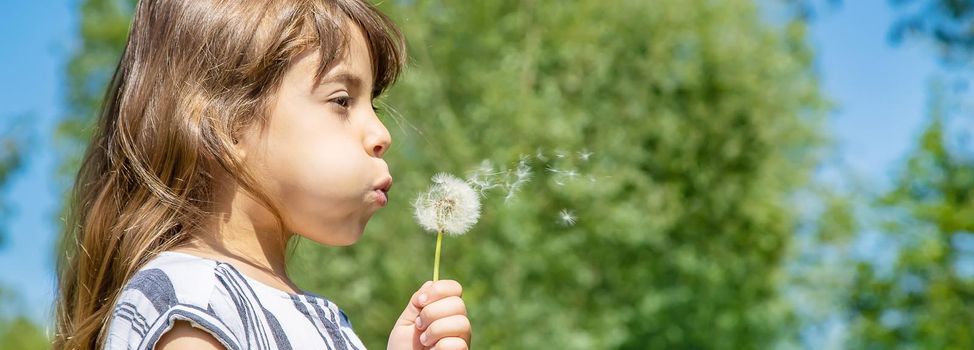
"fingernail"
418,293,427,304
420,331,428,345
415,316,423,328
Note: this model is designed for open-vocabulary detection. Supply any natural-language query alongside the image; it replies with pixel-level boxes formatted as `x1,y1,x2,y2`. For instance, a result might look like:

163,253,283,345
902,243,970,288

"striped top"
104,251,367,350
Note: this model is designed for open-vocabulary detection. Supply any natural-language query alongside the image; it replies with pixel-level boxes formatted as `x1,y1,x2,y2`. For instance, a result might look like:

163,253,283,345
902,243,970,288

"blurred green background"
1,0,973,349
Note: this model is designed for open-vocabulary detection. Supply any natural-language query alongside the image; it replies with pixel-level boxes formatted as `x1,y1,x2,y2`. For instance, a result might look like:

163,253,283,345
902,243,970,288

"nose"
366,111,392,158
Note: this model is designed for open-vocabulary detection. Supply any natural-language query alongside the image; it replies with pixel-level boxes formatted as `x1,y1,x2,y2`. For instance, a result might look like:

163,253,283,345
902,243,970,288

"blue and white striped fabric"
104,251,367,350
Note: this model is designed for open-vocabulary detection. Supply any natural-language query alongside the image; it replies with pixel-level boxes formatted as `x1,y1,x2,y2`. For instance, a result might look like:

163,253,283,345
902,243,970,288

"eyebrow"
318,72,365,92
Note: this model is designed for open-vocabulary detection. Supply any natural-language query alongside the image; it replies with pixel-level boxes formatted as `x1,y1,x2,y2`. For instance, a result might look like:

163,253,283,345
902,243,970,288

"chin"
298,225,365,247
329,233,363,247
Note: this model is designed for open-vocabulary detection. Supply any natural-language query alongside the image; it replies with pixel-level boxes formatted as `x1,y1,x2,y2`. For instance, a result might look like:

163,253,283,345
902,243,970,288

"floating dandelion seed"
475,159,494,175
503,182,521,202
535,147,548,161
467,161,498,197
414,173,481,281
469,178,493,198
501,157,533,202
558,209,577,226
465,156,538,202
516,155,532,180
578,149,593,162
545,166,580,186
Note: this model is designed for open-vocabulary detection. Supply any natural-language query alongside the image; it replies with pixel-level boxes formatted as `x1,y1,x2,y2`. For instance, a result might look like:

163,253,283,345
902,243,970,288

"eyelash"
330,95,382,114
332,96,352,109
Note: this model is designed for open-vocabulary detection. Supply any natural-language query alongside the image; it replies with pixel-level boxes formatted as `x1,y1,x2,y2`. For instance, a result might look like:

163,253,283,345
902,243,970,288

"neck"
186,188,293,280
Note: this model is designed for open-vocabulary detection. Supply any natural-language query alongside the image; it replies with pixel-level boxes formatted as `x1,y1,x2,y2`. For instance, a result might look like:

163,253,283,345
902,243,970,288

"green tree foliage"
61,0,830,348
0,316,49,350
0,289,50,349
846,85,974,349
60,0,132,175
291,1,829,348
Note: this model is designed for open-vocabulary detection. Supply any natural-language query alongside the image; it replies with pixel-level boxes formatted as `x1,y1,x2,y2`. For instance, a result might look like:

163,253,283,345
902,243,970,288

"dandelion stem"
433,230,443,281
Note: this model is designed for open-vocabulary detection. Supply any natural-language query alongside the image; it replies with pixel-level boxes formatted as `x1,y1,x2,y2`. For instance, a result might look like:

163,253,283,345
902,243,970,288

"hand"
388,280,471,350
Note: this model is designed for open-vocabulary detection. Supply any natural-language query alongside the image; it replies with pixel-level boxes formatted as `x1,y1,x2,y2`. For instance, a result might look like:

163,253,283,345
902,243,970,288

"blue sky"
0,0,942,325
0,0,75,322
808,1,939,185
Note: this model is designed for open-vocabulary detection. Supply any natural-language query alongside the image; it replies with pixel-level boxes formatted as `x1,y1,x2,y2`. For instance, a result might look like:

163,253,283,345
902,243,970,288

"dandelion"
558,209,577,226
413,173,481,281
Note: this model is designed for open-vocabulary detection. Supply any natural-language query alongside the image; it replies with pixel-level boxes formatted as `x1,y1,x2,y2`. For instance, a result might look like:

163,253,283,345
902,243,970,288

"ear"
232,137,247,160
231,125,258,161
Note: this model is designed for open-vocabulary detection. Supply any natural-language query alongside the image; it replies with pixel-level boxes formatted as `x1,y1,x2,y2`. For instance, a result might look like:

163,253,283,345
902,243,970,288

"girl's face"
236,22,393,246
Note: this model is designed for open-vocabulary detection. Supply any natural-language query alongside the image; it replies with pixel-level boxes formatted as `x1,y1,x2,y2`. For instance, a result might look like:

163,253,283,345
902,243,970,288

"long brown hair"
53,0,405,348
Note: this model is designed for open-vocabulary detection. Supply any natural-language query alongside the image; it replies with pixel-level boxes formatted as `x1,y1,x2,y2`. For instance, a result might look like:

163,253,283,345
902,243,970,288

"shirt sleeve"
103,268,242,350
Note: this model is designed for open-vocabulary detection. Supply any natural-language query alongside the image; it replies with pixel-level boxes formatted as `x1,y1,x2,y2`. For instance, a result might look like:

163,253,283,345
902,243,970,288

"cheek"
265,124,369,204
271,138,371,244
251,109,375,241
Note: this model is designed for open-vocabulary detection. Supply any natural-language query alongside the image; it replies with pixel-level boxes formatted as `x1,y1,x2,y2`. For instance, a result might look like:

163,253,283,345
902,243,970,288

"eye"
330,95,351,109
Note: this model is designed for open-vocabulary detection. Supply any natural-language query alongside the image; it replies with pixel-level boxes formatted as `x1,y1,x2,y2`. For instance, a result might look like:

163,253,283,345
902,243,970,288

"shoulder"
120,251,219,310
104,252,241,350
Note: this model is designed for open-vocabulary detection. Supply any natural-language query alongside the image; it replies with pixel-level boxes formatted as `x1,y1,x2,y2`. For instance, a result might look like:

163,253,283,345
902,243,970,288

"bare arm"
156,320,225,350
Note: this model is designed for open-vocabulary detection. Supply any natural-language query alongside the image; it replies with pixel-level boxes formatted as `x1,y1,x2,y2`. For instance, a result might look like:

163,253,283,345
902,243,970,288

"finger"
431,336,468,350
416,296,466,330
419,314,471,347
412,279,462,309
396,281,432,325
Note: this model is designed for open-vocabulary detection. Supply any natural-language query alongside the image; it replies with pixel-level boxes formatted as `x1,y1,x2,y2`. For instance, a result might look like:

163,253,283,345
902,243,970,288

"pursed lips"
372,176,393,206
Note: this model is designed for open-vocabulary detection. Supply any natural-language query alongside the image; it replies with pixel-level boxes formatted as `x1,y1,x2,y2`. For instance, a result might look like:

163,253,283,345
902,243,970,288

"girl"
52,0,471,349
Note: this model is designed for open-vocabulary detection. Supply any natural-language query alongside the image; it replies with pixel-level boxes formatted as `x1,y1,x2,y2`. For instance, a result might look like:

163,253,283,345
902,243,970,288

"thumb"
395,281,432,326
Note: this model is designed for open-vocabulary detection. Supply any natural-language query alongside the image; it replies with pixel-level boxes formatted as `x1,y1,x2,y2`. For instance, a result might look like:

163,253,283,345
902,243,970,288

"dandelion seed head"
558,209,577,226
413,173,481,235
